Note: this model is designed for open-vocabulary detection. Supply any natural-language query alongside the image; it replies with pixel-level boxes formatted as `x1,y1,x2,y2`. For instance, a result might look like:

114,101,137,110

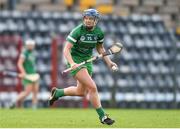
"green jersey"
66,23,104,60
20,49,36,74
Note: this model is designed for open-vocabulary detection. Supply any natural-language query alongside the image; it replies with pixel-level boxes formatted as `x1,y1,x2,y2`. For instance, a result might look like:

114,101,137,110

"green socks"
55,89,65,98
96,107,105,119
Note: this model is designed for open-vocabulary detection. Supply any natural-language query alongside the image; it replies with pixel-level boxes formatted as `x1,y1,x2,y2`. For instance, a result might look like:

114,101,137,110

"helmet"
83,9,100,19
83,9,100,29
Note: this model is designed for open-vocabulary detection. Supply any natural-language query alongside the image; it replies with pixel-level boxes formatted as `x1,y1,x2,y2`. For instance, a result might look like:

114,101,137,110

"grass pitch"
0,108,179,128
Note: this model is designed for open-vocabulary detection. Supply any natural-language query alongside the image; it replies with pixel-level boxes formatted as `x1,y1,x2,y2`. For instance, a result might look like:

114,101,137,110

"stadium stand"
0,0,179,28
0,0,179,108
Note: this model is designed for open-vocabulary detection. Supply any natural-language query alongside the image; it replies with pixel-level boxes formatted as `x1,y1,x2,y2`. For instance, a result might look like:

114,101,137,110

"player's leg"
75,68,100,108
32,82,39,109
64,81,86,96
74,68,115,125
10,84,33,108
17,84,33,103
48,68,97,106
48,67,114,125
49,81,86,105
53,64,91,98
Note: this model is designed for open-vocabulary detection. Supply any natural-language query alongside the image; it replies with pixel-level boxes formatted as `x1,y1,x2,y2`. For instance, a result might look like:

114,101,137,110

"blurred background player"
49,9,117,125
10,39,39,109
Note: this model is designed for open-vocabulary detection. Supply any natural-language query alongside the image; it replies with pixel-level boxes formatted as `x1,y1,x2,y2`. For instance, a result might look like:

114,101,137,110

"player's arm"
17,56,26,78
65,26,80,69
63,41,75,65
96,43,117,69
63,41,79,69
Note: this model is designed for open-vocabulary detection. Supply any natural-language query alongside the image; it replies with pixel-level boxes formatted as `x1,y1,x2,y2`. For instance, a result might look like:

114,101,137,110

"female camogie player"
49,9,117,125
10,40,39,109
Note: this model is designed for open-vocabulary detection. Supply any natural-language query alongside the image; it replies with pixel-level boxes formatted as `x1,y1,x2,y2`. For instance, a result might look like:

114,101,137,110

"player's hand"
108,61,118,72
70,63,80,70
19,73,26,78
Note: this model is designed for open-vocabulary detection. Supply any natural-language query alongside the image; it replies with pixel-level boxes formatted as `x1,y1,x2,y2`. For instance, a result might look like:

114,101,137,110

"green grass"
0,108,179,128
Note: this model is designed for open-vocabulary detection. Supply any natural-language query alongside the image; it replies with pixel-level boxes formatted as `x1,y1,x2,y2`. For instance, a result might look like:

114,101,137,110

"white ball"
112,66,118,71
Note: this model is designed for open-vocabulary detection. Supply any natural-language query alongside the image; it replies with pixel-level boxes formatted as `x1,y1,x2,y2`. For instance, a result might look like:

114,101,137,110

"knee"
76,90,85,97
32,92,38,97
33,90,38,95
87,83,97,93
24,91,31,96
77,92,85,97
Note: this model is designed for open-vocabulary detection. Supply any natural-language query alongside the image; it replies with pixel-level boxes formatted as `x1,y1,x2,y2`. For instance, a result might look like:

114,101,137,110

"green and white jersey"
66,23,104,60
20,49,36,74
